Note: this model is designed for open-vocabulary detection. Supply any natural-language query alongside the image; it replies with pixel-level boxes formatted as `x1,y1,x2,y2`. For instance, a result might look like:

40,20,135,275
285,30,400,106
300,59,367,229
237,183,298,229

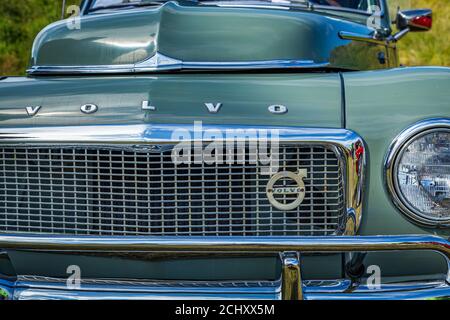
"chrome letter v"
26,106,41,116
204,103,222,114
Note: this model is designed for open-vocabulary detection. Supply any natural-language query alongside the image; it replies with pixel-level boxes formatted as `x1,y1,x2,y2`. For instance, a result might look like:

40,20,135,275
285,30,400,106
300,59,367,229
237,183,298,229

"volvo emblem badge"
80,104,98,114
205,103,222,113
268,105,288,114
266,169,307,211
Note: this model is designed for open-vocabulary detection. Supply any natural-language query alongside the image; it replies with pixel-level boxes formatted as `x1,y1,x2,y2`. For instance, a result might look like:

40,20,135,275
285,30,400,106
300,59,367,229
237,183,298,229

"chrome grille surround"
0,124,366,236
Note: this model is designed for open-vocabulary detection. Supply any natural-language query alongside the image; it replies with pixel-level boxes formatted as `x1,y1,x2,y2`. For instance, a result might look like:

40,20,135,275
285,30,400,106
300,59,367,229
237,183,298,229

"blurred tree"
0,0,448,75
389,0,450,66
0,0,80,75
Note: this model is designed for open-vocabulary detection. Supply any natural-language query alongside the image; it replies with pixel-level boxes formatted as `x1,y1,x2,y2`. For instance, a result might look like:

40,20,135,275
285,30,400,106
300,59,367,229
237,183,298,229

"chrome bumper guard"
0,234,449,300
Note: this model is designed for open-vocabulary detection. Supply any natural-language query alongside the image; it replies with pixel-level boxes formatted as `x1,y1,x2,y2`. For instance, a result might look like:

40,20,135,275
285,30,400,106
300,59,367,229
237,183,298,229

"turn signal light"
411,15,432,29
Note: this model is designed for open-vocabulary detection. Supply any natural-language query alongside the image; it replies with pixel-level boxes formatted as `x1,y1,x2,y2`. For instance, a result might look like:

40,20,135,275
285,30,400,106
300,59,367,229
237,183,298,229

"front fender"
343,67,450,277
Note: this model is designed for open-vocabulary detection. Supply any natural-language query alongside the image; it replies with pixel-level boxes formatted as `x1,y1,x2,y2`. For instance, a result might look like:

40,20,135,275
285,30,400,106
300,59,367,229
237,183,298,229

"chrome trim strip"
13,276,448,294
5,277,281,300
391,28,410,42
12,288,279,300
305,281,450,300
0,234,448,256
0,124,358,143
5,278,450,300
384,118,450,227
14,276,281,293
27,65,135,75
339,31,385,45
0,124,365,235
339,31,396,48
27,52,330,75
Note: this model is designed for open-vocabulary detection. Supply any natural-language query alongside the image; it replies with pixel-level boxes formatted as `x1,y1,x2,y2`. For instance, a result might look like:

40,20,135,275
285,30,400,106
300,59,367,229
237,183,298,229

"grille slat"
0,144,345,236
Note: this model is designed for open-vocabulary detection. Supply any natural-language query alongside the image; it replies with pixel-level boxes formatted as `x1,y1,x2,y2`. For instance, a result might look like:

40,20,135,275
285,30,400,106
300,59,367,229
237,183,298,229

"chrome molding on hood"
27,52,330,75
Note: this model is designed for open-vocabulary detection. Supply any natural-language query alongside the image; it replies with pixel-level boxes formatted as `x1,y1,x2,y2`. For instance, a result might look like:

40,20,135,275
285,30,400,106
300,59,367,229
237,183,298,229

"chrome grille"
0,145,345,236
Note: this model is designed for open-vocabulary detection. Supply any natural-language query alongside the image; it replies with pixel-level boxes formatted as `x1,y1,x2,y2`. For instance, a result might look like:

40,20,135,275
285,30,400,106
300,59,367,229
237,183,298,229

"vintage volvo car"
0,0,449,300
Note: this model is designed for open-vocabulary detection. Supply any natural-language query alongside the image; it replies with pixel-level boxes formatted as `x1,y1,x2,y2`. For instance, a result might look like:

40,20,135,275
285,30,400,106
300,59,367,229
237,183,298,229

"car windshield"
90,0,381,14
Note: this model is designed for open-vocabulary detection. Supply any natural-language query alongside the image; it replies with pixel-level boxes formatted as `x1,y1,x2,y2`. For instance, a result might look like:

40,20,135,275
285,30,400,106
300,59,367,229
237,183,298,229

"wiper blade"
88,1,169,13
88,0,312,13
272,0,309,5
197,0,311,9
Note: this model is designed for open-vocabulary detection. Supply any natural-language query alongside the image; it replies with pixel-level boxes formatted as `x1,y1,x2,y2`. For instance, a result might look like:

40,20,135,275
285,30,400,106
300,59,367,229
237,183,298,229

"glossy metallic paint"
30,1,393,72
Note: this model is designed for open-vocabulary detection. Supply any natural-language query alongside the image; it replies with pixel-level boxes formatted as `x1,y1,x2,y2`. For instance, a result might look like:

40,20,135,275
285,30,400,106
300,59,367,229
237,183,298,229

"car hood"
0,73,343,128
30,1,376,71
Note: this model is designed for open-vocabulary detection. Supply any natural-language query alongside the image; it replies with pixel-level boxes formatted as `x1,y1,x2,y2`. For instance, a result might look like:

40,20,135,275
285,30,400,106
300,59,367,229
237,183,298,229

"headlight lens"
394,130,450,224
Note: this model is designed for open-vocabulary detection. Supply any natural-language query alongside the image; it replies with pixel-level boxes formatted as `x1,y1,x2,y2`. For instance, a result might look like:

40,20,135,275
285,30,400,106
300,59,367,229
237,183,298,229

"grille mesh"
0,145,345,236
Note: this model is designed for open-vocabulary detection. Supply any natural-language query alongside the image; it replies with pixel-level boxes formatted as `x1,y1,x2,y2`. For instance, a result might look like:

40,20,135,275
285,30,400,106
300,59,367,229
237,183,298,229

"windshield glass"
90,0,381,14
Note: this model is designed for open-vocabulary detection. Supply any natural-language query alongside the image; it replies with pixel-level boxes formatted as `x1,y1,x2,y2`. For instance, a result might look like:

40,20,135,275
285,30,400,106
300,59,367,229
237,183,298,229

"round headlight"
385,119,450,227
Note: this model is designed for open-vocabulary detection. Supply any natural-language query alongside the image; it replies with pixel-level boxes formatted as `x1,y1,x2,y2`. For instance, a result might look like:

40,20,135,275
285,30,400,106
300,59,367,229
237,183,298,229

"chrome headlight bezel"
385,118,450,227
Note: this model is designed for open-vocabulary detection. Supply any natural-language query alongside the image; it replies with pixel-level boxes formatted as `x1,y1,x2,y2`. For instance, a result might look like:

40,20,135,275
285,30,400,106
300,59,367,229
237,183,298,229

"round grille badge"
266,170,307,211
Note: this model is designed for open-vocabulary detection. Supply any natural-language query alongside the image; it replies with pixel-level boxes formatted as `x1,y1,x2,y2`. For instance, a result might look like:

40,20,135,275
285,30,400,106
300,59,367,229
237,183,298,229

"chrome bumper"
0,234,449,300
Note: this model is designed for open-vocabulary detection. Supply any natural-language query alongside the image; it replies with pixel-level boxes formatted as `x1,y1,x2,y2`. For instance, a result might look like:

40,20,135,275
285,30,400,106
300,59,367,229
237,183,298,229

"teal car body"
0,0,449,300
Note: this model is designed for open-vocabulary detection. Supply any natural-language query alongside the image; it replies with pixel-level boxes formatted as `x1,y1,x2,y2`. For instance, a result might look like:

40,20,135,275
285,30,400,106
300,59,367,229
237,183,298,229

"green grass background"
391,0,450,66
0,0,448,75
